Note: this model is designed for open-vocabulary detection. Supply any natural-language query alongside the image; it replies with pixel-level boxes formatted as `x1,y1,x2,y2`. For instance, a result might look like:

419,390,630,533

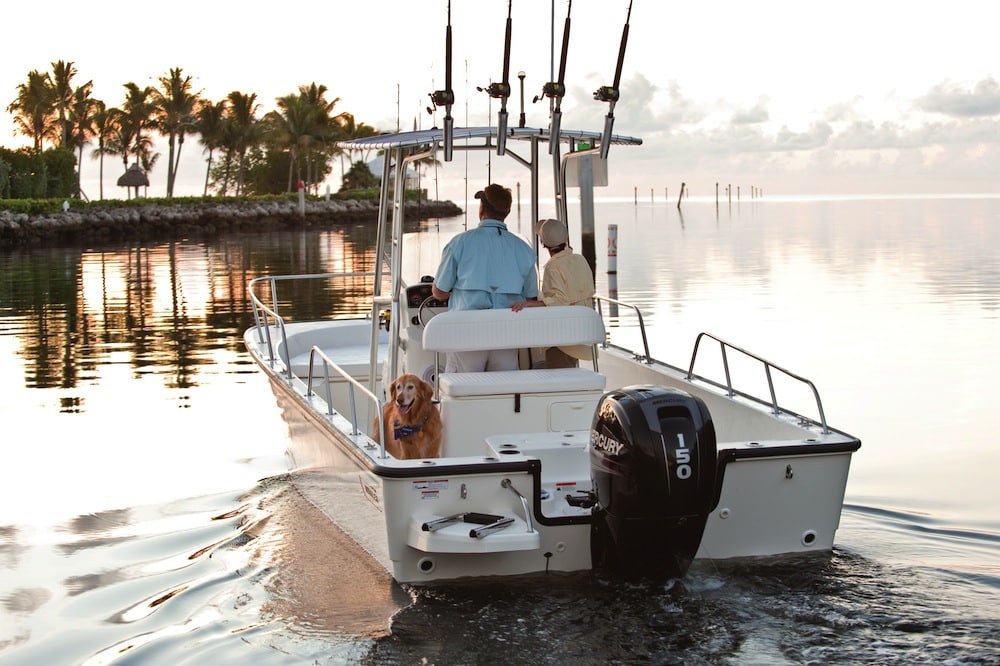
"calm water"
1,196,998,664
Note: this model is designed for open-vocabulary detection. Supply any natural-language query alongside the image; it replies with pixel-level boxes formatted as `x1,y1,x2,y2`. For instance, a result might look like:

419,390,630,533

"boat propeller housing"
589,386,720,579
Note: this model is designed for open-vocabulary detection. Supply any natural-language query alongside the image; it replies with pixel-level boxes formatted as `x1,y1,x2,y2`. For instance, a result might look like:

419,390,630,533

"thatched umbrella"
117,164,149,199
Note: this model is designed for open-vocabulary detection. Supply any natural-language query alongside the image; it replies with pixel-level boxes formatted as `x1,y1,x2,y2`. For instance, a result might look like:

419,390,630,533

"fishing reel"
427,89,455,112
482,81,511,99
533,81,565,103
593,85,620,103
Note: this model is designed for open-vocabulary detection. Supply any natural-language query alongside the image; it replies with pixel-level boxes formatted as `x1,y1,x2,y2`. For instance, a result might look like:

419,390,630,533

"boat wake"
3,480,998,664
841,502,1000,594
0,474,409,666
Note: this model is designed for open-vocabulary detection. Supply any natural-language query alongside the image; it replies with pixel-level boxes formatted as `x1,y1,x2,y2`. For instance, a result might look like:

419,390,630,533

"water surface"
1,196,998,664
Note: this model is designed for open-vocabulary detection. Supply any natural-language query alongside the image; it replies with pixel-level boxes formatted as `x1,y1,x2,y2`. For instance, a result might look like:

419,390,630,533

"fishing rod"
534,0,571,155
428,0,456,161
594,0,632,159
482,1,513,155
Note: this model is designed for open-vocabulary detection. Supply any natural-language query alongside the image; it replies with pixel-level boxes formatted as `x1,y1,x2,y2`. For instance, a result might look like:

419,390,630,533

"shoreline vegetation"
0,197,463,247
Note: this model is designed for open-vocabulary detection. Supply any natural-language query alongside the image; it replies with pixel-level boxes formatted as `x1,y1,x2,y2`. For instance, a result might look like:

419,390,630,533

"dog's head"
389,373,432,416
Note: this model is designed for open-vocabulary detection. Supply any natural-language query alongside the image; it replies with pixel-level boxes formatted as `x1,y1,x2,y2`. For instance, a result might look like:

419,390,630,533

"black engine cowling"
590,385,719,579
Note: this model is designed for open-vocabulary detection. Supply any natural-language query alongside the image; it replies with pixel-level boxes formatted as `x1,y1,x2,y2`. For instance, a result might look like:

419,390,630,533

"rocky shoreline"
0,198,464,247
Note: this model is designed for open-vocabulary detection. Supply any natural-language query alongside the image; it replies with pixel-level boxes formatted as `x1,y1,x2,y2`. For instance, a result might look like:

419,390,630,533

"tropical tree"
50,60,78,149
296,82,344,192
152,67,200,197
105,108,134,176
341,159,378,190
214,118,237,195
67,81,97,198
195,98,227,196
261,83,360,194
120,82,156,170
265,92,322,192
335,113,379,175
6,70,55,152
331,113,380,187
90,101,117,199
225,91,262,196
138,151,160,197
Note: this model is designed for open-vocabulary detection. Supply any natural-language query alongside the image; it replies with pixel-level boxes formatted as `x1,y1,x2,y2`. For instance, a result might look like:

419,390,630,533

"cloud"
731,97,770,125
579,73,1000,195
916,77,1000,117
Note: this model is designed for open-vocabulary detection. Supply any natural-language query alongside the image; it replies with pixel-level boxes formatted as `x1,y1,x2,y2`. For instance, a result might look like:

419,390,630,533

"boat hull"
246,322,859,583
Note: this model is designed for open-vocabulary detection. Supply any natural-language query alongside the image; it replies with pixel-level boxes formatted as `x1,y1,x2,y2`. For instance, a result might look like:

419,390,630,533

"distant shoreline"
0,198,463,247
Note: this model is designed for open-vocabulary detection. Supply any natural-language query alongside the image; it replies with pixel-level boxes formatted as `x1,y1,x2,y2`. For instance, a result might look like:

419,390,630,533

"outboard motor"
590,386,719,580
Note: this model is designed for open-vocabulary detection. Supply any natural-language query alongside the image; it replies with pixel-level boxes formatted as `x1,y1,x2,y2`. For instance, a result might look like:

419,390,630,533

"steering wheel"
418,296,445,327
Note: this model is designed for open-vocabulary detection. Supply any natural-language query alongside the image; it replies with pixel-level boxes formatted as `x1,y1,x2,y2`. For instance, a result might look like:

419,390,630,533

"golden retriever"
373,373,443,459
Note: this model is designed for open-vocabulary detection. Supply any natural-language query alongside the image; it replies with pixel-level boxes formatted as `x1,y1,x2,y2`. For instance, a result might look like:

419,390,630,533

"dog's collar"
395,413,429,440
393,404,437,440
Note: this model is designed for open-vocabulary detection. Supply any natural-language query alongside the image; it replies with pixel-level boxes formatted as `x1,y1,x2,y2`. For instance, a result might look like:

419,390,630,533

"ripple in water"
0,474,410,665
2,480,999,665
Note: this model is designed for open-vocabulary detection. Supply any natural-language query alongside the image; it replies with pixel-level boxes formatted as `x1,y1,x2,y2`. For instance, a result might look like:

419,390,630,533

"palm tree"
106,99,154,200
50,60,78,149
267,93,323,192
67,81,97,198
121,82,156,171
335,112,380,182
90,101,117,199
215,117,241,196
225,91,262,196
152,67,200,197
139,151,160,198
105,107,135,179
6,69,55,152
297,82,342,192
195,98,227,196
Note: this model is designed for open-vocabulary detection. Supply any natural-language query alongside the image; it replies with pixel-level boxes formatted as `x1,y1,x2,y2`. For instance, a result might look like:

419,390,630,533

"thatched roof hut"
117,164,149,187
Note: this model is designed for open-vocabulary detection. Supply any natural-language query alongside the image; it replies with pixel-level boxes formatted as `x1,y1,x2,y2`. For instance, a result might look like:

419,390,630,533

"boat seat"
422,306,607,456
423,305,605,354
435,370,605,457
289,342,387,379
277,320,388,380
440,367,606,397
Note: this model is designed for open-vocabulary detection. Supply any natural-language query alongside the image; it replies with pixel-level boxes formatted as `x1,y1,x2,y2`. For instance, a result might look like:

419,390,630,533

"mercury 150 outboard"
590,385,719,579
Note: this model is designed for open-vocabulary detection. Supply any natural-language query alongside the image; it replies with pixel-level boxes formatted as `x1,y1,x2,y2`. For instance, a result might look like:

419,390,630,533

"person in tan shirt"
510,218,596,368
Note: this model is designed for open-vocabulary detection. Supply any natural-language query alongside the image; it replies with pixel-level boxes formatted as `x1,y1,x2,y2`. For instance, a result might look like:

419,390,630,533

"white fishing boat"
243,3,860,584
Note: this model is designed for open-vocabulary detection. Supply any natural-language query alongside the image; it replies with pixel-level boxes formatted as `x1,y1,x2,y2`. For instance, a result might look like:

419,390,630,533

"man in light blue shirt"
432,183,539,372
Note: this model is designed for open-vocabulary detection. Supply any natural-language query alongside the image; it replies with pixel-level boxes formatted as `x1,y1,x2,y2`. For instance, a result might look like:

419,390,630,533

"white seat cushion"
423,306,604,352
440,368,606,397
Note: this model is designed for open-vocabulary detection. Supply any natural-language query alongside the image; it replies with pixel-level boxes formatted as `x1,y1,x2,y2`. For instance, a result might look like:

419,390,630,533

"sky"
3,0,998,200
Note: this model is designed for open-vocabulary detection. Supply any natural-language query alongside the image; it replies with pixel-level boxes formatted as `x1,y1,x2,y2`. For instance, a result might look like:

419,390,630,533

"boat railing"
687,332,830,434
594,295,652,364
304,345,388,458
247,272,377,381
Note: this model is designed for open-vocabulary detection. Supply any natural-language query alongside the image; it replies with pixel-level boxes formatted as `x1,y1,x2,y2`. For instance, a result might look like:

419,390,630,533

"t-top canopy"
337,126,641,151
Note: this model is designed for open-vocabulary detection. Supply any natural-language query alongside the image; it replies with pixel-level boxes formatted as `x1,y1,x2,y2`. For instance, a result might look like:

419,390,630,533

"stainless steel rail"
594,295,652,364
501,478,536,534
304,345,388,458
247,272,389,457
247,271,377,374
686,332,830,434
